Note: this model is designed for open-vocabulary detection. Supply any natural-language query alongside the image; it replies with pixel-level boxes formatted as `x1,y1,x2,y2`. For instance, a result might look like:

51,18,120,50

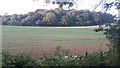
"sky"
0,0,118,15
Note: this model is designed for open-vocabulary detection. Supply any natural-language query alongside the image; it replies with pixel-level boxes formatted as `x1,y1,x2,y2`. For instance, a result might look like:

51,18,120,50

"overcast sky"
0,0,118,15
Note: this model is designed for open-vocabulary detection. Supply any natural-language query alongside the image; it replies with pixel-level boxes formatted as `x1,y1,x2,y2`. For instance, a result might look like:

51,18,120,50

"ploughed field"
2,26,109,59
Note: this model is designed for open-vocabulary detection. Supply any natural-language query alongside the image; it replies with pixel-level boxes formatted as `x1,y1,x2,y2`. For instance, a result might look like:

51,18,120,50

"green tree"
28,12,34,16
93,12,100,25
59,15,69,26
32,13,43,21
36,20,42,26
42,12,57,26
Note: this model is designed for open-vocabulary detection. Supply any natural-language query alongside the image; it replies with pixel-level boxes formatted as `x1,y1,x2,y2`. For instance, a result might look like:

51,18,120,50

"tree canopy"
0,8,115,26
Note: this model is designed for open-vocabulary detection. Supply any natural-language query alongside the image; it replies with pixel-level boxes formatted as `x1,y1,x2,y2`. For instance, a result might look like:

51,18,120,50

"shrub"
2,46,118,67
2,51,39,68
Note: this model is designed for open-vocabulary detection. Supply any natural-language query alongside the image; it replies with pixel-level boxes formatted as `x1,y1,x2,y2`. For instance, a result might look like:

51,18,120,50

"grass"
2,26,109,59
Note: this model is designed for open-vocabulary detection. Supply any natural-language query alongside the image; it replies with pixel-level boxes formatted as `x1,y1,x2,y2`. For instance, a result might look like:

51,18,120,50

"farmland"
2,26,109,59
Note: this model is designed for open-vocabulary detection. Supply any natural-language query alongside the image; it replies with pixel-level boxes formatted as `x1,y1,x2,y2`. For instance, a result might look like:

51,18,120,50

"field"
2,26,109,59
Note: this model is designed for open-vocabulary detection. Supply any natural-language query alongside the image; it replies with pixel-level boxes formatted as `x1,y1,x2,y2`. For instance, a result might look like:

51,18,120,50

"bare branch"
92,0,103,11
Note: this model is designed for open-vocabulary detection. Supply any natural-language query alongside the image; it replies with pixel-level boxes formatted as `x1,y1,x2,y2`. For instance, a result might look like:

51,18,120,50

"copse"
0,8,115,26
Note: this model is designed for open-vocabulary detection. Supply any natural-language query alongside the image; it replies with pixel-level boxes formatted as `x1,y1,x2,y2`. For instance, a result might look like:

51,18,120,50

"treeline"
0,8,115,26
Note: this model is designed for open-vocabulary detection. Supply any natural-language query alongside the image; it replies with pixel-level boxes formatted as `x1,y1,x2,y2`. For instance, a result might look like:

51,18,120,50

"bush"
94,24,120,66
2,46,118,67
2,51,39,68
